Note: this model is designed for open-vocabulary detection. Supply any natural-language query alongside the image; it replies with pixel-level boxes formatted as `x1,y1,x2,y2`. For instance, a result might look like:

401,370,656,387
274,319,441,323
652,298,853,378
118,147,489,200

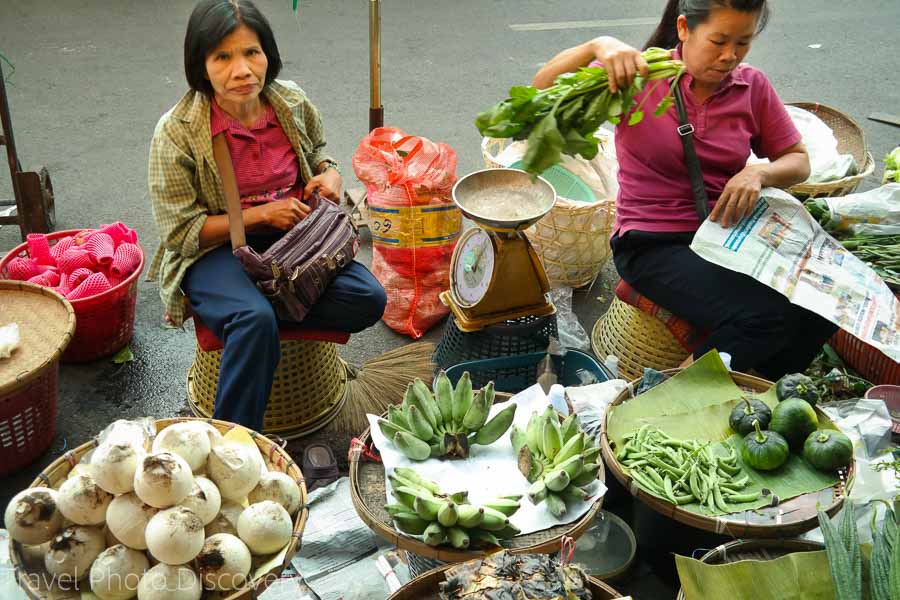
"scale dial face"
451,228,495,308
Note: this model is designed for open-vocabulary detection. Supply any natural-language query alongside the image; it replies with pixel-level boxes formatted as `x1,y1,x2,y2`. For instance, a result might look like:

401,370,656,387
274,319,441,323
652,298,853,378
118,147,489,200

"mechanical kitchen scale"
440,168,557,332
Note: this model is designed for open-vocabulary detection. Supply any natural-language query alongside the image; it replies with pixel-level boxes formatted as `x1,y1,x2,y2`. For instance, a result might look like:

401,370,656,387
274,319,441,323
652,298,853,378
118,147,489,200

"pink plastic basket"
865,385,900,434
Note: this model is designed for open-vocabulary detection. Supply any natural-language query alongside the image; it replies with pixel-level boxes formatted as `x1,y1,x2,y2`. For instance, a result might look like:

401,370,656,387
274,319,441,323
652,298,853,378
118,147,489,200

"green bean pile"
839,234,900,288
616,425,759,513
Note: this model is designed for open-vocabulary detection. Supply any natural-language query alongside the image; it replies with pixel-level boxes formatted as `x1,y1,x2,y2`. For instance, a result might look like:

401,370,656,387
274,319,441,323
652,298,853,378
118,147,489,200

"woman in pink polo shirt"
533,0,836,379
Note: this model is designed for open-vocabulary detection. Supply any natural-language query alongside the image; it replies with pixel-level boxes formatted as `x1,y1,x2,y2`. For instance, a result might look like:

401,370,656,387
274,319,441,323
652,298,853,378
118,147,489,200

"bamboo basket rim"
600,369,855,539
674,538,825,600
387,559,624,600
9,416,309,600
349,393,606,563
0,281,76,397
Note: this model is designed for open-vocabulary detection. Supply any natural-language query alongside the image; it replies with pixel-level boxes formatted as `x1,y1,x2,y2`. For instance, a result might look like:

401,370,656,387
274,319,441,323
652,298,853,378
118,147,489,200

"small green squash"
775,373,820,406
802,429,853,471
770,398,819,451
729,397,772,435
742,420,790,471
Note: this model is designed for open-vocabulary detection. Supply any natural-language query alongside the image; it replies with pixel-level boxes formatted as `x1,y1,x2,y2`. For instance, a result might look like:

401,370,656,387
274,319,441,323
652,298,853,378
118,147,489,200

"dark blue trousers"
182,234,387,431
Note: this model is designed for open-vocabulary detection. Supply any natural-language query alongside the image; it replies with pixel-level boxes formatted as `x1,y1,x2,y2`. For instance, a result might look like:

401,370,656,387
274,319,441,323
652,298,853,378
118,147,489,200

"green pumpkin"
742,420,790,471
729,397,772,435
770,398,819,451
802,429,853,471
775,373,820,406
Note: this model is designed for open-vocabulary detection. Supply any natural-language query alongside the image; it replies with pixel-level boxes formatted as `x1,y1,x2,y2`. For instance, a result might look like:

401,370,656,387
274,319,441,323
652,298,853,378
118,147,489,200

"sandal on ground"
302,443,339,492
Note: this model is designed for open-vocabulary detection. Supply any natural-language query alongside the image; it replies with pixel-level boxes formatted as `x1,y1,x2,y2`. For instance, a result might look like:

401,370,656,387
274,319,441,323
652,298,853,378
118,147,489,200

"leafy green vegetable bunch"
475,47,684,176
884,146,900,184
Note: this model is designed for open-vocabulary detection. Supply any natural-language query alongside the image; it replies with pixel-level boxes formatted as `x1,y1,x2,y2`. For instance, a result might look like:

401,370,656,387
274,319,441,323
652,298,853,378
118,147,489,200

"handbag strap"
673,83,710,221
212,132,247,249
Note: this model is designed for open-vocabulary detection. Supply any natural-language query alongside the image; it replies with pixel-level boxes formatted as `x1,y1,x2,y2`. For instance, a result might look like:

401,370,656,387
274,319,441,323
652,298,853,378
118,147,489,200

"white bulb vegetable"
177,477,221,526
137,564,202,600
89,544,149,600
237,501,292,555
151,423,211,473
91,442,144,494
4,487,64,544
145,506,205,565
57,474,114,526
105,493,158,550
44,525,105,583
195,533,251,591
133,452,193,509
207,443,263,502
204,501,244,537
248,472,302,516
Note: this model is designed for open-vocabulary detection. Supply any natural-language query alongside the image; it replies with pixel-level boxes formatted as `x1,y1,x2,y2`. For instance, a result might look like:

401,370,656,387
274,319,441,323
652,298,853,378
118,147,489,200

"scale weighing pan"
452,168,556,232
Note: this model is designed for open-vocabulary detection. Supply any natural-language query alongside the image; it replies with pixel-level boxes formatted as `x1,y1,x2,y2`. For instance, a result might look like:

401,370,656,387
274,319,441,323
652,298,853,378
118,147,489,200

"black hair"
183,0,282,96
644,0,770,50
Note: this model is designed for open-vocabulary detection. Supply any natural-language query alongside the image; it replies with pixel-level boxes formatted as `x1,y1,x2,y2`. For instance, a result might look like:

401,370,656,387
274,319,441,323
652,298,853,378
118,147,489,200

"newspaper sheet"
690,187,900,363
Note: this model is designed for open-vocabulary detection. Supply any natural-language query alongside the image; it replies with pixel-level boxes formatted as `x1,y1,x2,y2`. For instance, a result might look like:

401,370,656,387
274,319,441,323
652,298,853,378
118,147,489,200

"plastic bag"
549,287,591,351
353,128,460,338
823,183,900,235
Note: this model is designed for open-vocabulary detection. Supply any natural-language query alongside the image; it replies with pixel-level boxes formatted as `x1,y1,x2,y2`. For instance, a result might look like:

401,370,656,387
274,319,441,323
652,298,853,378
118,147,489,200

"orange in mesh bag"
353,127,460,338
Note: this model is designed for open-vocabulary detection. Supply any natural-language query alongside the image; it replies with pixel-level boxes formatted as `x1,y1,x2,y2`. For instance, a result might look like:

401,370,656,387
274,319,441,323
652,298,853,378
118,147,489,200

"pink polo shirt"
611,47,801,234
210,98,303,209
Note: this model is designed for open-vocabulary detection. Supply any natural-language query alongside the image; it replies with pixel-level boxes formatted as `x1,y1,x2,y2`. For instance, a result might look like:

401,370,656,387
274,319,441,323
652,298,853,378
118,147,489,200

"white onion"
177,477,221,526
145,506,205,565
195,533,251,591
44,525,106,583
57,474,114,526
237,501,292,555
67,462,95,480
248,472,303,516
4,487,64,544
106,493,158,550
137,564,202,600
207,443,263,502
133,452,194,509
204,501,244,537
92,442,144,494
151,423,211,473
89,544,149,600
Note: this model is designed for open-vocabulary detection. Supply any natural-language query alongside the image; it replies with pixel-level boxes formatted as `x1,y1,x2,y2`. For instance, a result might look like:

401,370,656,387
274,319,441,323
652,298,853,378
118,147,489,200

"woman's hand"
591,36,649,94
254,198,310,230
711,165,765,228
304,168,342,204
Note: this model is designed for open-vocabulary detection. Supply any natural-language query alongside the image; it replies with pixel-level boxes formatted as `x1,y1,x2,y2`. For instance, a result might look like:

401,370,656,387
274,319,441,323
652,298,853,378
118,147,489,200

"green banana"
393,512,430,535
571,462,601,487
437,502,459,527
433,371,454,426
500,494,523,501
406,405,434,441
452,372,473,426
445,526,470,549
387,404,410,430
429,438,446,458
559,413,580,443
553,433,585,466
527,479,548,504
472,403,517,445
393,467,441,495
384,503,411,517
388,474,433,497
495,523,521,539
525,412,543,456
479,507,510,531
401,383,416,412
413,496,444,521
468,529,501,548
456,505,484,528
544,469,570,492
541,409,562,460
391,485,425,509
461,389,490,432
483,382,496,409
510,426,527,454
448,490,469,504
378,418,407,440
423,522,446,546
412,378,440,428
482,498,520,517
545,492,567,518
560,485,588,503
393,431,431,461
581,445,601,465
554,455,584,480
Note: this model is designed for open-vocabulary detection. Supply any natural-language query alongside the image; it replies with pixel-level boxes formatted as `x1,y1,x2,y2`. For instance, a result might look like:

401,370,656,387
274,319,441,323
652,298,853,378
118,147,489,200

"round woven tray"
600,370,853,539
9,417,309,600
675,538,825,600
591,299,689,381
785,102,874,199
350,394,606,564
187,340,349,439
389,563,623,600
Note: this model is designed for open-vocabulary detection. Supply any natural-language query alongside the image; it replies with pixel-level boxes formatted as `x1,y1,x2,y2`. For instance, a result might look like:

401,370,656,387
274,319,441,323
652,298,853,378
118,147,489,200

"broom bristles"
331,342,437,435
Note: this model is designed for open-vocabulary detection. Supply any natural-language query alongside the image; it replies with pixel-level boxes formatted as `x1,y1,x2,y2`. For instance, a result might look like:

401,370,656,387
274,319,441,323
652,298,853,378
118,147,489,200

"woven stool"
591,298,689,381
187,319,351,439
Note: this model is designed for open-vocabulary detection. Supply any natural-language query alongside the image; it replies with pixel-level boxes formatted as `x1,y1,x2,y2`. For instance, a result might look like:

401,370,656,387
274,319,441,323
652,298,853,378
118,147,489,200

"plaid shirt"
146,80,335,327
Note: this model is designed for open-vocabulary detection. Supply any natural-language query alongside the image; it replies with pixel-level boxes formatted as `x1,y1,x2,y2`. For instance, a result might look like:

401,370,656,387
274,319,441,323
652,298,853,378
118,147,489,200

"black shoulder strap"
673,84,710,221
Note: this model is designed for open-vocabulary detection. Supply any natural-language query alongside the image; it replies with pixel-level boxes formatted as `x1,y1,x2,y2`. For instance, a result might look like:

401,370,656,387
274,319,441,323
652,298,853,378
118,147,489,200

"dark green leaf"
654,95,675,117
608,96,623,118
523,114,564,176
628,110,645,126
562,129,598,159
560,97,585,124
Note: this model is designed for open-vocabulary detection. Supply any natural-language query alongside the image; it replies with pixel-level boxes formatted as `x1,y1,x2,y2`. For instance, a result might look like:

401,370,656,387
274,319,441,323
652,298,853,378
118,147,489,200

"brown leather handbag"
212,133,359,323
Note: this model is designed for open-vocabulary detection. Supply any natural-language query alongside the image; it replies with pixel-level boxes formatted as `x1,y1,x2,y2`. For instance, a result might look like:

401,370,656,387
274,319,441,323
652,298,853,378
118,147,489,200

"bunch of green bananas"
385,467,522,549
510,407,602,518
377,372,517,461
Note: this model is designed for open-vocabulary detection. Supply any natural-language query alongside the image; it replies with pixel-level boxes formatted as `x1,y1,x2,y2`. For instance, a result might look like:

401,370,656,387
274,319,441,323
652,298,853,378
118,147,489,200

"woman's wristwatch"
317,159,341,176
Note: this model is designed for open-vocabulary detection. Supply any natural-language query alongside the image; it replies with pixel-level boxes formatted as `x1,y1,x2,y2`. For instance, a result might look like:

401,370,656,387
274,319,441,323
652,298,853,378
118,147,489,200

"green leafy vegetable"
884,146,900,184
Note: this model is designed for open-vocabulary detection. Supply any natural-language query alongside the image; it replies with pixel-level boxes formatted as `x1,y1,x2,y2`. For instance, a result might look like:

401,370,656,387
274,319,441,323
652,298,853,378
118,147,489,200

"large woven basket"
675,538,825,600
389,562,624,600
9,416,309,600
592,298,689,380
600,370,854,539
187,339,349,439
349,393,606,567
829,326,900,386
785,102,874,199
0,281,75,477
482,137,617,288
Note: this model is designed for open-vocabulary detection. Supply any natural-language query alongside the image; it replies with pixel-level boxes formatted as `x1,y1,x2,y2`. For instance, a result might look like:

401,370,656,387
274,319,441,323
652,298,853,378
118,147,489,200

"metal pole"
368,0,383,131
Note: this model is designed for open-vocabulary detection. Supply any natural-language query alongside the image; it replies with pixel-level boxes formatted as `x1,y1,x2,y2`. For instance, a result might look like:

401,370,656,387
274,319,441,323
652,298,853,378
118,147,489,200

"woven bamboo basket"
675,538,825,600
8,416,308,600
187,339,349,439
349,393,606,565
785,102,874,199
389,563,624,600
600,370,853,538
591,298,690,381
481,137,617,289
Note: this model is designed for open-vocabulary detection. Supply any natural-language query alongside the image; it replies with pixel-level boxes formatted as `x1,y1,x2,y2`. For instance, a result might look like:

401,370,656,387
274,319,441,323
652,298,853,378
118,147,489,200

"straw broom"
331,341,436,434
